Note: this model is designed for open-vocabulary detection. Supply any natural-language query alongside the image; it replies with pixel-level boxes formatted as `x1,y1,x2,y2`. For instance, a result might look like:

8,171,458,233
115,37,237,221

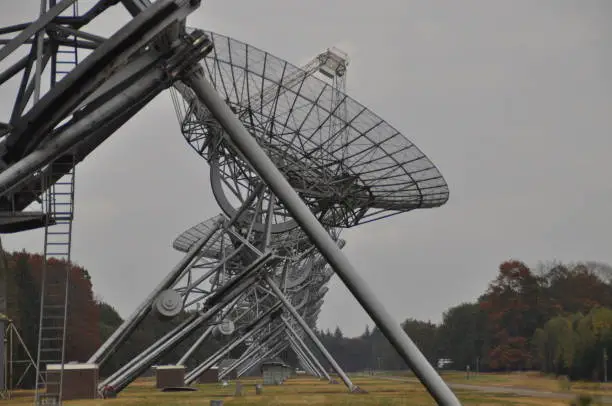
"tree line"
3,251,100,388
4,250,612,386
315,260,612,381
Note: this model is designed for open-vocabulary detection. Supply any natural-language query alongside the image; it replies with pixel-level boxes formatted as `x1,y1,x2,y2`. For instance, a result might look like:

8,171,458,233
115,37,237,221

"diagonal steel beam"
185,302,282,385
0,53,30,87
283,317,331,381
186,71,461,405
121,0,153,16
0,0,77,64
88,220,221,365
218,325,285,380
292,345,318,377
287,336,320,378
177,325,215,366
237,341,288,378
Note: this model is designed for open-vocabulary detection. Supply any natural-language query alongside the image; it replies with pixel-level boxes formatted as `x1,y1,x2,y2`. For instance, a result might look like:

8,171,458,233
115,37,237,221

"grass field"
379,370,612,398
6,373,609,405
446,372,612,394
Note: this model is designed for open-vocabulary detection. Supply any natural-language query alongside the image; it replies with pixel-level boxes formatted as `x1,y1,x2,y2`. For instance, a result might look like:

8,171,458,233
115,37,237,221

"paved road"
372,375,612,403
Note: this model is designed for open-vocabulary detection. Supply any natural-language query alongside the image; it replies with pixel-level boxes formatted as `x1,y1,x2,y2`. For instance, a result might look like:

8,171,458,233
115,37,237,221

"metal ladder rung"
44,296,65,301
42,307,65,312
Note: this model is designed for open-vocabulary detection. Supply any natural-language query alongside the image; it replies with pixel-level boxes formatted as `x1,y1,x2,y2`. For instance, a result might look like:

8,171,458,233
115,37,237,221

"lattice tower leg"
184,303,281,385
237,342,287,378
218,326,285,381
287,336,320,378
263,276,354,390
283,318,331,381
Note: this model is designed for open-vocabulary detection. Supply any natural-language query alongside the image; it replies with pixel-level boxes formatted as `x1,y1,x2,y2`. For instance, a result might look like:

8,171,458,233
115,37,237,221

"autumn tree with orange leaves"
477,260,612,373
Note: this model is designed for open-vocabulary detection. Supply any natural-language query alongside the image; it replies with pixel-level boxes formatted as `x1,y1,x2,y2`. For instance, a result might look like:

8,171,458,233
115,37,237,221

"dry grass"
438,371,612,397
5,376,580,405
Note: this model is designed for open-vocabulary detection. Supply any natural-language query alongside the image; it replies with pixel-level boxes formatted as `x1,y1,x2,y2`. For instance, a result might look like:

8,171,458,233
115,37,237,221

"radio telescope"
0,2,460,405
91,27,452,397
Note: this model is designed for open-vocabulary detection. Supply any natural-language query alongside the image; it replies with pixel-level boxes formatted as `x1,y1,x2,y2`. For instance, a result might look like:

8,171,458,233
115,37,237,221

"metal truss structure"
0,1,460,405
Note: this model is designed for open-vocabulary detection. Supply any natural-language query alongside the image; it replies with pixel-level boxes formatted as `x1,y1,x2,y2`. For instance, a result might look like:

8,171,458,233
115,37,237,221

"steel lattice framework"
0,1,461,405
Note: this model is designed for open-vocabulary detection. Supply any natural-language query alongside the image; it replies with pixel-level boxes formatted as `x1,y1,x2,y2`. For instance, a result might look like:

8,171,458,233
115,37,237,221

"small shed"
46,363,98,401
154,365,185,389
199,366,219,383
261,360,291,385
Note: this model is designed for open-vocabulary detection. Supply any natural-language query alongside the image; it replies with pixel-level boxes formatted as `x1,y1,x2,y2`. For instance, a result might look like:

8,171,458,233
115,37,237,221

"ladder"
34,158,76,404
34,2,79,404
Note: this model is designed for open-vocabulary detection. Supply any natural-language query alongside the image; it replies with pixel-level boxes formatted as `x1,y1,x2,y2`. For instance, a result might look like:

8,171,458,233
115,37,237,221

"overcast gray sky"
1,1,611,337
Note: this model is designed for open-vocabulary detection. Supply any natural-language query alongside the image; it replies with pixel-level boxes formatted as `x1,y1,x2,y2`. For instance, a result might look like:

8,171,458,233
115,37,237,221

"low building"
154,365,185,389
261,360,292,385
46,363,98,401
199,366,219,383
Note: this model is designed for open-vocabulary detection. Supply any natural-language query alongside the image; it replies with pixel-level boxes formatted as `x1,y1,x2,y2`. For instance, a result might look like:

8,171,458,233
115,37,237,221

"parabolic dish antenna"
172,215,229,258
291,288,310,310
172,30,449,232
173,215,311,256
284,254,314,290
